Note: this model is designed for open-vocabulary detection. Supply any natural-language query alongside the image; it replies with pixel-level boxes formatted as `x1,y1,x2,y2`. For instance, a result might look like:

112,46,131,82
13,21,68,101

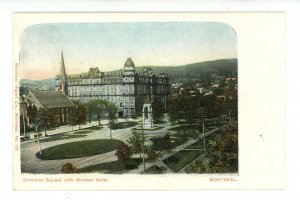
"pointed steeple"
60,51,67,83
59,51,68,95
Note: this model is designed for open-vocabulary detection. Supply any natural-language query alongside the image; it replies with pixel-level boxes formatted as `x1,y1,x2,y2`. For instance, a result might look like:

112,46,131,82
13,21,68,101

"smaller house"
197,87,210,94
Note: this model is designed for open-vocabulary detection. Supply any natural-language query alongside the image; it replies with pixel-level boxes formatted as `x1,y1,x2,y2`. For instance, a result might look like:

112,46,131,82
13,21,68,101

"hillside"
20,78,57,95
20,59,238,90
136,59,237,83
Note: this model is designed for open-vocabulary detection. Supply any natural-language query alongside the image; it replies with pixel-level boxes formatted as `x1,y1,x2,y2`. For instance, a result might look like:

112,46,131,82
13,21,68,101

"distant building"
171,82,183,89
56,52,170,117
223,77,238,100
204,91,213,96
197,87,210,94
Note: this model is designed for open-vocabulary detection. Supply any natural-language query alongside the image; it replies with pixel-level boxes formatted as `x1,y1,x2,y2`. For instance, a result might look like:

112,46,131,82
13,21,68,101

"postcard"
13,12,285,190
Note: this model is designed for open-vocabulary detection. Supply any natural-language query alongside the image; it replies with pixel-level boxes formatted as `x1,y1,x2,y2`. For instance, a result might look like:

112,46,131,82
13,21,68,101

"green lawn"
149,136,187,151
36,134,87,143
80,158,142,174
37,139,123,160
112,121,138,130
163,150,202,172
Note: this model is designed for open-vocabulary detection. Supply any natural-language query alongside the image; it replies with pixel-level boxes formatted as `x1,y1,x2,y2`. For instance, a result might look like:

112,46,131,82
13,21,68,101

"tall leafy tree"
106,102,118,129
127,131,144,158
169,95,197,124
68,107,79,130
146,147,159,166
77,105,87,129
162,133,172,152
68,104,86,130
86,103,93,126
34,107,51,136
152,99,165,123
168,96,184,123
86,99,108,125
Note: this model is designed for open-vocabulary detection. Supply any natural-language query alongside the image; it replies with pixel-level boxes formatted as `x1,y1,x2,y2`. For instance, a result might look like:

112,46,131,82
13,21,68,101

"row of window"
69,86,133,95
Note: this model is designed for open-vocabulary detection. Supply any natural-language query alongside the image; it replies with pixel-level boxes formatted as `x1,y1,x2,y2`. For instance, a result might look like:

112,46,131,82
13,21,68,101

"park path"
21,114,219,174
125,128,219,174
21,118,139,174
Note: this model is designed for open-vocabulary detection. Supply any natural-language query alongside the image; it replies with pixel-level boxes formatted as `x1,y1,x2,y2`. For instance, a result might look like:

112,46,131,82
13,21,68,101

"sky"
19,22,237,80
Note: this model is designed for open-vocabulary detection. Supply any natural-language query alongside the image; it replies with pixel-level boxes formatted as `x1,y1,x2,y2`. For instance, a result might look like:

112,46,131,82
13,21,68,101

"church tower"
58,51,68,95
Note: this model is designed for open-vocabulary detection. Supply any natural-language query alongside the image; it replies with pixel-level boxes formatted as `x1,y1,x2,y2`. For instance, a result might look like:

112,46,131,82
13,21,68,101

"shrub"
115,143,132,164
124,159,141,169
61,162,80,173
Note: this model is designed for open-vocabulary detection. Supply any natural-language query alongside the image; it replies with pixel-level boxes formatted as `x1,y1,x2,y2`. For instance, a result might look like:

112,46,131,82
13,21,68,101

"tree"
131,111,138,119
106,102,118,132
168,96,185,123
162,133,172,155
152,99,165,123
186,122,238,174
86,99,108,125
68,104,87,130
86,103,93,126
146,147,159,165
77,105,87,129
115,143,132,166
168,95,197,124
68,107,78,130
34,107,51,136
127,131,144,158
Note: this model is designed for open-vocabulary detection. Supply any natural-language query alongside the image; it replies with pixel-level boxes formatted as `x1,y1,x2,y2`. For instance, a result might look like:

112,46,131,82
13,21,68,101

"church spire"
59,51,68,95
60,51,66,83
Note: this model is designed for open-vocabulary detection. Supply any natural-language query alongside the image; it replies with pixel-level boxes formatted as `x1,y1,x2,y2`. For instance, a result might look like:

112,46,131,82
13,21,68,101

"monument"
142,103,153,129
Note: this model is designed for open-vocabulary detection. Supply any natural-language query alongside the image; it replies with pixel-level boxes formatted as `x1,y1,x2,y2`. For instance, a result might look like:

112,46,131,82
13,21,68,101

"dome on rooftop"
124,57,135,68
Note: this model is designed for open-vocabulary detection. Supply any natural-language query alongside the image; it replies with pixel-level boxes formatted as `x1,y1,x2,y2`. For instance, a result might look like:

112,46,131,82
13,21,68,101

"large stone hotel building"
56,52,170,117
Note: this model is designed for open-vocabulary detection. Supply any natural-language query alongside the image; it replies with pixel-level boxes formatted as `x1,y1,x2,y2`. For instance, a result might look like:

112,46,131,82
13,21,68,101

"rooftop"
29,91,74,108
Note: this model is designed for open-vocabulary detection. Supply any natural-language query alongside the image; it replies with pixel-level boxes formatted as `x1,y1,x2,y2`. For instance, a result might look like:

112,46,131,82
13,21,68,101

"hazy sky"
20,22,237,80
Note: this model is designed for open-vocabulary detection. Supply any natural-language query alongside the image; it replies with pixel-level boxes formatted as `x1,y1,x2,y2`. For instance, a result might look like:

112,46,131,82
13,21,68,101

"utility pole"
141,121,145,174
109,120,112,139
36,126,42,158
202,107,206,155
21,104,26,136
196,107,206,155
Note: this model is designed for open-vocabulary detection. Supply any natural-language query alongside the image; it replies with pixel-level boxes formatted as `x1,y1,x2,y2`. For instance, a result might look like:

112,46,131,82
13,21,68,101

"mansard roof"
88,67,101,76
27,91,74,109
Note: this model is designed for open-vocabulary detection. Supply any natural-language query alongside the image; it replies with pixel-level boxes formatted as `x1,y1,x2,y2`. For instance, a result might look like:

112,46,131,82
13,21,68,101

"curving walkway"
21,118,139,174
21,114,218,174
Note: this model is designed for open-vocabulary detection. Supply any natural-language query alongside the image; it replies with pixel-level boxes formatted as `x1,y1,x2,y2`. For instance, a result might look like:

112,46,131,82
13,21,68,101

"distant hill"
20,78,56,86
20,59,237,90
20,78,57,95
136,59,237,83
111,58,237,84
